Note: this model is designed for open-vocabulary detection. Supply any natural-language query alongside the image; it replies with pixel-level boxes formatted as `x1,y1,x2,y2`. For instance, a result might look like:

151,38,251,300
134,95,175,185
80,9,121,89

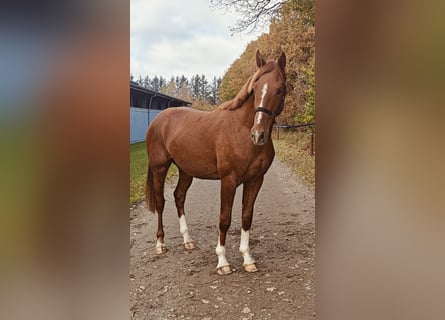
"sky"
130,0,269,81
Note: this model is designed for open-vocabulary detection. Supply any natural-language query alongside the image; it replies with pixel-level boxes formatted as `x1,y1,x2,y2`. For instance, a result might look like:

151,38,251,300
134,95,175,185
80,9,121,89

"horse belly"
170,144,219,179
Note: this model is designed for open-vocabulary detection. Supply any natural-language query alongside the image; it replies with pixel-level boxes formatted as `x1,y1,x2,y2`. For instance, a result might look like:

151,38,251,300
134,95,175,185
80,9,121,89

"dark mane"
217,62,277,111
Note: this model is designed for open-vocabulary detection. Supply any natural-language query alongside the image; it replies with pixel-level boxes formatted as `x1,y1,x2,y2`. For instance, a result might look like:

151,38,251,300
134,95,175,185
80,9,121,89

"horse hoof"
216,265,233,275
183,242,196,250
243,263,258,273
154,246,168,254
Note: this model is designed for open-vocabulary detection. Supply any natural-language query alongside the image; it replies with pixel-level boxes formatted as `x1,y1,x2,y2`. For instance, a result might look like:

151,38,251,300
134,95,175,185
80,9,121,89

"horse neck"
236,94,256,127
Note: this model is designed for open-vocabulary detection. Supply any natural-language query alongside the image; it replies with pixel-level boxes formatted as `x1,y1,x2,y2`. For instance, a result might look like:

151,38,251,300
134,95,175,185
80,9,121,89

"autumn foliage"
220,1,315,126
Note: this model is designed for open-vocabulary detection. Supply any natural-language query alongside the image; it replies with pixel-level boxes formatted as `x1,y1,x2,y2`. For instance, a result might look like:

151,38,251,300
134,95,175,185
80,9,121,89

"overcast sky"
130,0,268,80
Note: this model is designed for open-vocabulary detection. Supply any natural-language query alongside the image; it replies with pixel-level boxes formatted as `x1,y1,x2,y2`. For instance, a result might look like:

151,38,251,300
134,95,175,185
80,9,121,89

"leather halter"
254,99,284,119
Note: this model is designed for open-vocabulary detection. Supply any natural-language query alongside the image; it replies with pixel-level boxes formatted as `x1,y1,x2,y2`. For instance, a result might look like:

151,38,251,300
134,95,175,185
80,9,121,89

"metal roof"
130,81,192,106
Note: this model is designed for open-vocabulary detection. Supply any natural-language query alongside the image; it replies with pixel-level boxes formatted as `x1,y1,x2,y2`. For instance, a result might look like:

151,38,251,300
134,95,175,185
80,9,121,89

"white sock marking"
156,239,165,248
215,238,230,268
239,229,255,265
179,215,193,243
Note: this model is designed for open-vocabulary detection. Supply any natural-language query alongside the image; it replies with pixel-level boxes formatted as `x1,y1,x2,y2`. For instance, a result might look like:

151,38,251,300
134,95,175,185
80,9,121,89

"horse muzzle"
251,130,265,145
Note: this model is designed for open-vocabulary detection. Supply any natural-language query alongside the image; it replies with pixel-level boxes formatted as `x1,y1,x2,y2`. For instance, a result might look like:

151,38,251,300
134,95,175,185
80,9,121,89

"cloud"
130,0,266,79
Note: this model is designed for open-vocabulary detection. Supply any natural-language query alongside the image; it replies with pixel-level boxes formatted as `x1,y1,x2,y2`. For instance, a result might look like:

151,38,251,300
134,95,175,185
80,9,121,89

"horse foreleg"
240,176,264,272
215,177,237,275
174,169,195,250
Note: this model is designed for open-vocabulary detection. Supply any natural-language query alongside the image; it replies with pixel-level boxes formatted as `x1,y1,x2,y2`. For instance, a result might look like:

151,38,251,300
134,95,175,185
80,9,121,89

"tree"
175,76,181,95
199,74,210,102
211,0,314,34
190,74,209,101
209,76,222,105
190,75,200,100
218,0,315,125
210,0,283,34
160,77,177,96
130,73,219,105
177,81,192,102
159,76,166,91
137,75,143,86
176,75,191,101
150,75,160,92
288,0,315,26
143,75,150,88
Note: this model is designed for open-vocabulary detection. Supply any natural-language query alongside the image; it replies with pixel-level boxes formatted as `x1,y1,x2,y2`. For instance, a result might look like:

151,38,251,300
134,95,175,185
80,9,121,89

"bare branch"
210,0,284,34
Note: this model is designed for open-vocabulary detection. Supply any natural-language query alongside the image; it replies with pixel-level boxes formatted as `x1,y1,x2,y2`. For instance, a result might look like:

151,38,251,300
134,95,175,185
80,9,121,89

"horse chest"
244,151,273,178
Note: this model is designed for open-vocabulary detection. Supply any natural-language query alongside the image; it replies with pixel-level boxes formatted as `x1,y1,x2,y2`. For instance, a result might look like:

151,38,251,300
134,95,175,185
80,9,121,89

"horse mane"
218,62,277,111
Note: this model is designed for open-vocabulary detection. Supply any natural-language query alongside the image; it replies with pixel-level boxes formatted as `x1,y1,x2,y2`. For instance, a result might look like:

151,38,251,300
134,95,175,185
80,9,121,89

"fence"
274,122,315,156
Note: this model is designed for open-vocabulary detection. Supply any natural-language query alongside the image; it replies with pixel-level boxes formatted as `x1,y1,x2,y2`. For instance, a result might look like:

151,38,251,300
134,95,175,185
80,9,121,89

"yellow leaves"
219,1,315,126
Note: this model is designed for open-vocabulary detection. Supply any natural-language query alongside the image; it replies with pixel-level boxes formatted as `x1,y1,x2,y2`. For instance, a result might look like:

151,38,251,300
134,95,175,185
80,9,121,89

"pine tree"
159,76,166,91
143,76,150,89
151,75,160,92
209,76,222,105
191,75,200,101
137,75,143,86
199,74,210,102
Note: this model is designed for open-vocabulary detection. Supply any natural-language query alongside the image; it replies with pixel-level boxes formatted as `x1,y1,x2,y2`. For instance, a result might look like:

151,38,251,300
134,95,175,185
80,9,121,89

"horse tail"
146,164,156,214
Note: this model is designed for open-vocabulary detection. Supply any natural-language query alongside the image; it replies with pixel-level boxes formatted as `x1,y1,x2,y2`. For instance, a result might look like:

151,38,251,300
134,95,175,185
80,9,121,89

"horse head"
250,50,286,145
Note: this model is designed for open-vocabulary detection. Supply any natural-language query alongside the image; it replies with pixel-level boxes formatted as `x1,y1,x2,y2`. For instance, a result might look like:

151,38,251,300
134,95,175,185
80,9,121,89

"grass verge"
130,141,178,205
273,129,315,189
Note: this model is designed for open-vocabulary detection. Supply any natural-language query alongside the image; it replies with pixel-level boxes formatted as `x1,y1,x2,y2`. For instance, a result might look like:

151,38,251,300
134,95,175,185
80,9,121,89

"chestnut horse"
146,50,286,275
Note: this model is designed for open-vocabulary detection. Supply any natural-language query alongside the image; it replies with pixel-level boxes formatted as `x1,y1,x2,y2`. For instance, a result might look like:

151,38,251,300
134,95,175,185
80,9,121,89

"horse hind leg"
151,161,171,254
174,169,195,250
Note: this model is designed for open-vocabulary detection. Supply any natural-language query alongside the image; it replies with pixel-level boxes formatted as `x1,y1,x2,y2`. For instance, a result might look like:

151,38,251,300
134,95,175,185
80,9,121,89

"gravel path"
130,159,315,320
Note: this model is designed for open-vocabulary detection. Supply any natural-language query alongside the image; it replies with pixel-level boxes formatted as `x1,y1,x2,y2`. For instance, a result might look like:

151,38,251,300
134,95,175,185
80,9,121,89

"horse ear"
278,52,286,70
256,49,266,68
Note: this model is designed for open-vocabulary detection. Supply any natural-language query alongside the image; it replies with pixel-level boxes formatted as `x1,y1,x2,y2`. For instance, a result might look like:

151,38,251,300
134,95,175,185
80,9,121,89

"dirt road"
130,159,315,320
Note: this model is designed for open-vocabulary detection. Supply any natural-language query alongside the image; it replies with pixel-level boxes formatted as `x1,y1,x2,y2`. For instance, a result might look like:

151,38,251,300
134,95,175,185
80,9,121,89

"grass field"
130,142,178,205
273,129,315,189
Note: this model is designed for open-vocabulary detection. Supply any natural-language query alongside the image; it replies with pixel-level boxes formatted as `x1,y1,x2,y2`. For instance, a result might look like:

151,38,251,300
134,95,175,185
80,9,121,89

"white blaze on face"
256,83,269,125
239,229,255,266
261,82,269,101
179,215,193,243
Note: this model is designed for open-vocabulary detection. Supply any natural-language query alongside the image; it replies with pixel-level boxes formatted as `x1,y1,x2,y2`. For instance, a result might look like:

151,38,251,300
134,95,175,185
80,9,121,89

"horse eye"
276,89,282,95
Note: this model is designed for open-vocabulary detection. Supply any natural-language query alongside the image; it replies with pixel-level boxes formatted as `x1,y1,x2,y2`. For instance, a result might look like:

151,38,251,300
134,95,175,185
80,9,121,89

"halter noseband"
254,99,285,119
255,107,276,117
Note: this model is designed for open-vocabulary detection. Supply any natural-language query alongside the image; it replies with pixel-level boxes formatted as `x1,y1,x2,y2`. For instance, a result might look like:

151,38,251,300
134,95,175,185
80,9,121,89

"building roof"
130,81,192,107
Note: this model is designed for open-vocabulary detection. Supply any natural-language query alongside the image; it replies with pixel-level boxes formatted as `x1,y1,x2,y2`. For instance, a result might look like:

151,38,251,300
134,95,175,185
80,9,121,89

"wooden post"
310,132,314,156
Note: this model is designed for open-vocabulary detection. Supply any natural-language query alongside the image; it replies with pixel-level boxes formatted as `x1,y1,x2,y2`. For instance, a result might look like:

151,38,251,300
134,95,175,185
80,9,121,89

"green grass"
130,142,178,205
273,129,315,189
